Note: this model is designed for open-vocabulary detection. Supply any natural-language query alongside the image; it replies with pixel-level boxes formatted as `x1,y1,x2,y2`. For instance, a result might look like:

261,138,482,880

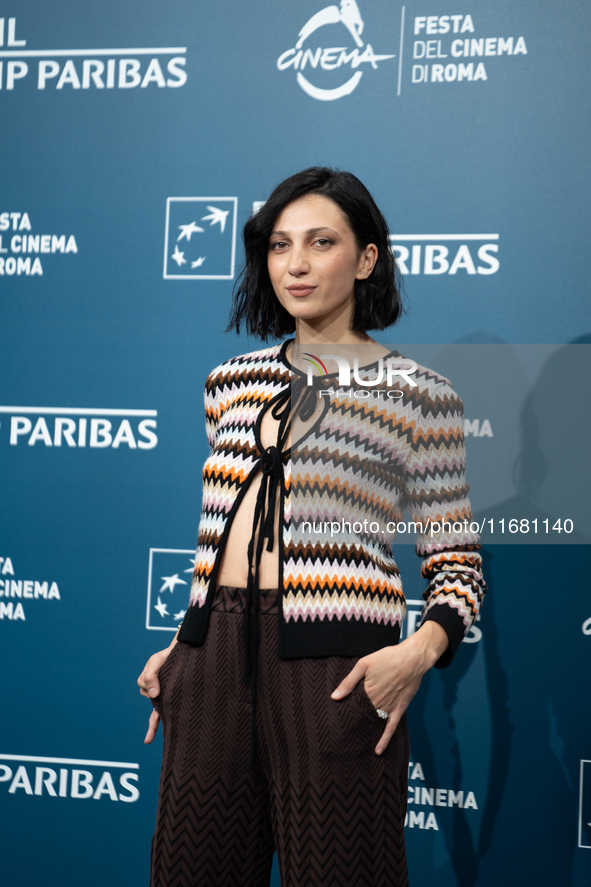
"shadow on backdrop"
408,335,590,886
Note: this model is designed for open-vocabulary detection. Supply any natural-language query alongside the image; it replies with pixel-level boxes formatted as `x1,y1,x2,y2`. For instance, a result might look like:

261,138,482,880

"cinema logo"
0,17,186,92
0,753,139,803
1,406,158,449
403,599,482,644
0,555,61,623
391,233,499,276
277,0,395,101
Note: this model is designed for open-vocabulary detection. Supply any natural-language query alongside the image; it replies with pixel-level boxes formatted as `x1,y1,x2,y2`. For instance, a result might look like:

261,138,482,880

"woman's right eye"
270,241,288,251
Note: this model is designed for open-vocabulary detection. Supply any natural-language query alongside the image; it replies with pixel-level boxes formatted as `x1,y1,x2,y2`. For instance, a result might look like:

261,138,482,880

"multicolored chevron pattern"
178,341,485,663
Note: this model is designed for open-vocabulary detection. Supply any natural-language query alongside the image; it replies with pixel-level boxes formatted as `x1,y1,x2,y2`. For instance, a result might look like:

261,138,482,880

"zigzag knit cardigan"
178,339,486,666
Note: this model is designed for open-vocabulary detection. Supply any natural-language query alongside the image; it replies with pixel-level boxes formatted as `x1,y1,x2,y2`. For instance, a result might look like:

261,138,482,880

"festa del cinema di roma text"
410,13,527,84
0,212,76,276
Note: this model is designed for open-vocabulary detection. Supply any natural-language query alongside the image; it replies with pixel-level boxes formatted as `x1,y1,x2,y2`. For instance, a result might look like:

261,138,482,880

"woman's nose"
288,246,310,276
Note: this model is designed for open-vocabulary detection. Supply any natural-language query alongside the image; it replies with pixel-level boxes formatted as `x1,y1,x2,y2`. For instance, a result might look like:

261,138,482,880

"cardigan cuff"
420,603,468,668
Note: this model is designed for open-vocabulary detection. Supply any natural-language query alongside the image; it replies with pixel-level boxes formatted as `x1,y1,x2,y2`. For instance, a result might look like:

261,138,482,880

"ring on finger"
376,708,389,720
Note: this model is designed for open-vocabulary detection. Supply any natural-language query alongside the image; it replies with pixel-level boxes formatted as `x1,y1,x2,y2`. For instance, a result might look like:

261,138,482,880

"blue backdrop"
1,1,590,885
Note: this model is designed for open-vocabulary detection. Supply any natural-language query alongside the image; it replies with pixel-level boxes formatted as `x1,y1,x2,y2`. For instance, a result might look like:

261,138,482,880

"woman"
138,167,485,887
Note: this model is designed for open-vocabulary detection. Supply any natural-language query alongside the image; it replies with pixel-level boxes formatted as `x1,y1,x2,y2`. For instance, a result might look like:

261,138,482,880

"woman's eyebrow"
270,227,339,236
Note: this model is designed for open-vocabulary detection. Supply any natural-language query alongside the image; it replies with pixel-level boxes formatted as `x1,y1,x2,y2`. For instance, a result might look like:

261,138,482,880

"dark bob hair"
227,167,404,340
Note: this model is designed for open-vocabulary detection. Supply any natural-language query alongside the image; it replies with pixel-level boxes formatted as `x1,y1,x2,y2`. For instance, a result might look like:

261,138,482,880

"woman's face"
267,194,377,328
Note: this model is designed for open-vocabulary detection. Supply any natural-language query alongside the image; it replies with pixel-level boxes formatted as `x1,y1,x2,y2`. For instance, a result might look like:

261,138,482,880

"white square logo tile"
146,548,195,631
579,760,591,848
163,197,238,280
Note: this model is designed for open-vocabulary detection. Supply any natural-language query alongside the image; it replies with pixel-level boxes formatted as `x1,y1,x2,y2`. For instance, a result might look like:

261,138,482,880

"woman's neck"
292,317,376,348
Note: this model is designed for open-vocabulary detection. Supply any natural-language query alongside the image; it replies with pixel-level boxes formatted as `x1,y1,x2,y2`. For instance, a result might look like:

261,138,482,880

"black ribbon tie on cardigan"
241,375,319,766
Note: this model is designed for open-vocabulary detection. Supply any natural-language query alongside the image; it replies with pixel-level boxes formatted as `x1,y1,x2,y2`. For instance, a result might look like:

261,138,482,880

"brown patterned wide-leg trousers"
150,587,409,887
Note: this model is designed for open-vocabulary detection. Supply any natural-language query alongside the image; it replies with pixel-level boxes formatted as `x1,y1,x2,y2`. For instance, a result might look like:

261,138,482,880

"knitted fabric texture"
178,340,486,665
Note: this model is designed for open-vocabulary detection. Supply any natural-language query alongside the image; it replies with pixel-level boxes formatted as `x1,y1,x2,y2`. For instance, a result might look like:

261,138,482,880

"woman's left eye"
315,238,332,247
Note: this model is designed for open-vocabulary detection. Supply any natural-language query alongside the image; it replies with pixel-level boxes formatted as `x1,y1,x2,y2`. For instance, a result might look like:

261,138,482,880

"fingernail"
376,747,383,755
148,687,159,698
330,689,341,699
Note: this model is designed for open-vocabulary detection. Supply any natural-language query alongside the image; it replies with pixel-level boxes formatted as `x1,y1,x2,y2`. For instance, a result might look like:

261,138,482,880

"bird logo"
177,221,205,242
164,198,237,280
201,206,230,233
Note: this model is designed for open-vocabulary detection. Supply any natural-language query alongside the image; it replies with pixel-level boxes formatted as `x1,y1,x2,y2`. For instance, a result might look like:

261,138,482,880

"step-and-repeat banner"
1,2,590,885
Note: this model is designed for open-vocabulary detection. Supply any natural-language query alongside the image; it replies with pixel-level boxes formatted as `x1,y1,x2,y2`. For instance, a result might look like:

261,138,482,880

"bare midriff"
216,404,289,589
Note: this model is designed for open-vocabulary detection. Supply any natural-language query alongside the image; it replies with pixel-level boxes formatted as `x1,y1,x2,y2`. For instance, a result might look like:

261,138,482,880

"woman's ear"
356,243,378,280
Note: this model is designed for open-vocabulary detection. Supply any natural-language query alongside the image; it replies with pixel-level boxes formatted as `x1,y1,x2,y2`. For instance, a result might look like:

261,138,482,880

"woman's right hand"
137,643,176,744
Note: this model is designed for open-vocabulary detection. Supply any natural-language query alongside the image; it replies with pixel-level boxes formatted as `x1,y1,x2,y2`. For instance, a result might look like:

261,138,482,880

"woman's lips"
286,285,317,297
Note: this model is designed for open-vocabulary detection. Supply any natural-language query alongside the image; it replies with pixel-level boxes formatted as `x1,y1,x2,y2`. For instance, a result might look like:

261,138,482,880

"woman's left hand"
330,621,449,755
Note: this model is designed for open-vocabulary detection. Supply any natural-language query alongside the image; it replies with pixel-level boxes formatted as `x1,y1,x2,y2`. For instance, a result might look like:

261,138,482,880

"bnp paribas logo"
145,548,194,631
163,197,238,280
277,0,395,101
